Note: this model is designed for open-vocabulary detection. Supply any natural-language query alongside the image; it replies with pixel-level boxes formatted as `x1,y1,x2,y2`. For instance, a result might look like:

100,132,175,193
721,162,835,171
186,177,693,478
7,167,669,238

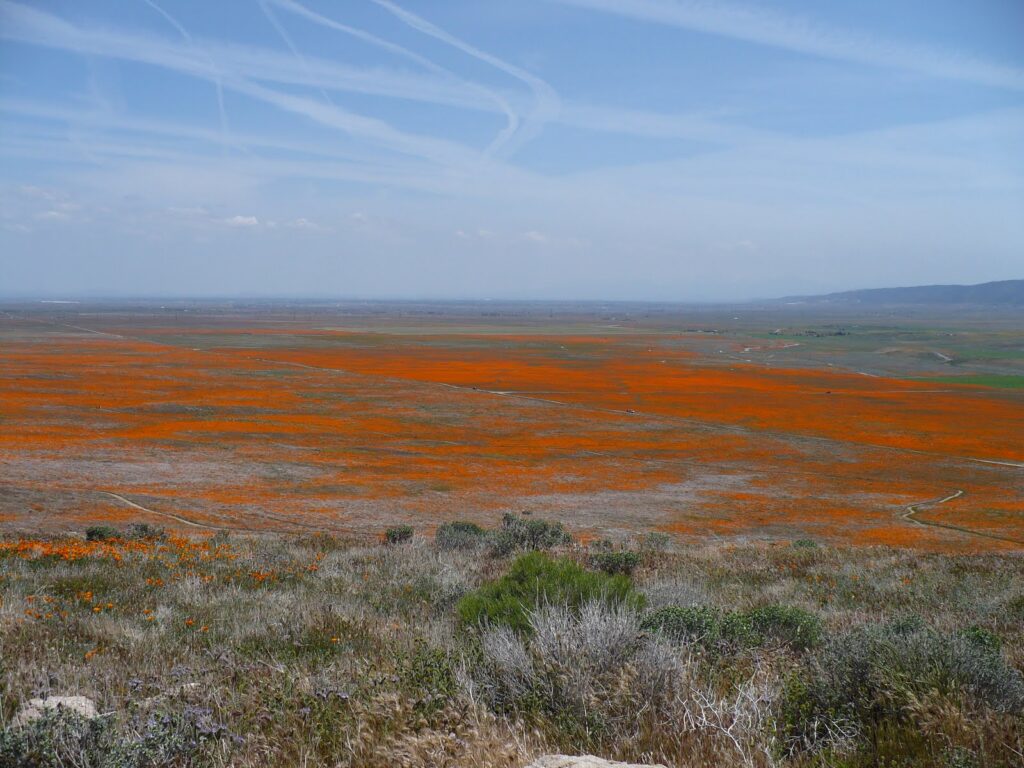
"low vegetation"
457,551,642,633
642,604,822,653
384,525,414,545
434,521,488,551
1,521,1022,767
487,513,573,555
589,549,642,576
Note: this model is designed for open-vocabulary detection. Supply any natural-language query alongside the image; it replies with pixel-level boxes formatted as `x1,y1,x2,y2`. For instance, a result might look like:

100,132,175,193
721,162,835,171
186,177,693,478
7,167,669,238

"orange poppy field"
1,304,1021,551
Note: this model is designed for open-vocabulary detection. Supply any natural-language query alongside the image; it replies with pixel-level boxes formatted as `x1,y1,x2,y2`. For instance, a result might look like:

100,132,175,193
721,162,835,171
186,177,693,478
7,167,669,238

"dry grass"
1,528,1022,767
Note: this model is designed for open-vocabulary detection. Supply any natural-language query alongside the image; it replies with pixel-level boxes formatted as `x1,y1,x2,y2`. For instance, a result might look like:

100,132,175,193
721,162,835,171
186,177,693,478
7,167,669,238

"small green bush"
0,710,112,767
125,522,166,541
590,550,641,576
639,531,670,553
961,625,1002,655
744,604,822,652
887,613,926,635
1005,593,1024,621
398,640,459,716
384,525,414,545
792,538,818,549
457,551,642,633
85,525,120,542
642,604,821,653
0,705,224,767
642,606,719,643
488,513,572,556
435,521,487,551
943,746,982,768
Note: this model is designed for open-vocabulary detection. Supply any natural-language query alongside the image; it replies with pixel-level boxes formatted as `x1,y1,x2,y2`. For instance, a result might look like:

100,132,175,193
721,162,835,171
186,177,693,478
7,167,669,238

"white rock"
11,696,98,728
526,756,668,768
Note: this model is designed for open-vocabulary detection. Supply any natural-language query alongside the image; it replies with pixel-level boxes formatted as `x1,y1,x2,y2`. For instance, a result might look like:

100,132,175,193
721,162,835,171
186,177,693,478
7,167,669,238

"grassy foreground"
1,520,1022,767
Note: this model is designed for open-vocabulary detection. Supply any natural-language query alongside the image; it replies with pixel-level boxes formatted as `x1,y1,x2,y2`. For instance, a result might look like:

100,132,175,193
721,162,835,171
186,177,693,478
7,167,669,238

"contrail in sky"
370,0,561,156
141,0,231,144
270,0,521,157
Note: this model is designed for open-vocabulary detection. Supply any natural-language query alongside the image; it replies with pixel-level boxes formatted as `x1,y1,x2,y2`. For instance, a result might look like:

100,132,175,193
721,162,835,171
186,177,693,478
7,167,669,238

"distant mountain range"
781,279,1024,306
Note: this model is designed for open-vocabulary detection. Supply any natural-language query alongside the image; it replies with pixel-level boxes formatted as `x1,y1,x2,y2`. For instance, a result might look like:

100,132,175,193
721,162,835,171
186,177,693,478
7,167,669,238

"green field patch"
948,346,1024,362
913,374,1024,389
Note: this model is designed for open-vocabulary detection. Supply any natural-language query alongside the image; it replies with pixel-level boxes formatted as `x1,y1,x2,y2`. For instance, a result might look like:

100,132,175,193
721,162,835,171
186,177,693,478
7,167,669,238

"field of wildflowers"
3,311,1022,550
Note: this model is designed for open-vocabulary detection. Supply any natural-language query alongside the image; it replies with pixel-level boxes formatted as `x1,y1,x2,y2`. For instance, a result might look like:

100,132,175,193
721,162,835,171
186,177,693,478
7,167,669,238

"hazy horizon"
2,0,1023,301
1,275,1023,306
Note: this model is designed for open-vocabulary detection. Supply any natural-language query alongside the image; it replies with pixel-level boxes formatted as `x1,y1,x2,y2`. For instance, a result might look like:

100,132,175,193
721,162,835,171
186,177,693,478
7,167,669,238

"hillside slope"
784,279,1024,306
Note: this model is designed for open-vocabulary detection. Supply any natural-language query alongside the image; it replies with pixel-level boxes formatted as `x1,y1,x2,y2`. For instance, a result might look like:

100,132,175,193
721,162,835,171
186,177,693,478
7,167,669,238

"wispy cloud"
269,0,521,157
257,0,333,108
0,2,485,113
141,0,230,141
222,215,259,227
0,0,765,165
35,209,70,221
371,0,562,155
2,0,1021,300
285,217,328,231
552,0,1024,91
0,1,492,169
2,0,547,166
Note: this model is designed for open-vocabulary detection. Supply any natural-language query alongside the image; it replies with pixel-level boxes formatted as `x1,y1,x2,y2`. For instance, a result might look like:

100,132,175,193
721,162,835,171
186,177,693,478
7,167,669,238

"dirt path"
902,489,1024,545
101,492,226,531
100,491,380,540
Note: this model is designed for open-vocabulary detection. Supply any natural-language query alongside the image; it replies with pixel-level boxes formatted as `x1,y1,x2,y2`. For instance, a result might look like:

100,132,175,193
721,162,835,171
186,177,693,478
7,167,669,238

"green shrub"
85,525,120,542
775,673,834,756
590,550,641,576
384,525,414,545
488,513,572,556
639,531,670,553
744,604,822,652
435,521,487,551
643,604,821,653
457,551,642,633
960,625,1002,655
1005,593,1024,621
0,710,112,767
792,538,818,549
943,746,981,768
779,622,1024,757
642,605,719,643
0,705,224,767
717,610,757,647
887,613,926,635
398,640,459,716
125,522,166,541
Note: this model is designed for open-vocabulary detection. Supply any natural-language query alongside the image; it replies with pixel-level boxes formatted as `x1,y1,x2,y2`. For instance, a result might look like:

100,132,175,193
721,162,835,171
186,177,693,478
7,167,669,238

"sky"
1,0,1022,301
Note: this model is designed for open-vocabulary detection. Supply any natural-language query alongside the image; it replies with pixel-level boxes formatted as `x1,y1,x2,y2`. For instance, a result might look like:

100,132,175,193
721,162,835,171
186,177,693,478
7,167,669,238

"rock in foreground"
11,696,98,728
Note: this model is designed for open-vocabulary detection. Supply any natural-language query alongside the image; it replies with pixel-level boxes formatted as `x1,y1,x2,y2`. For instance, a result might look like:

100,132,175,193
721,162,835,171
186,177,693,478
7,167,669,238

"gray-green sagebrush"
1,524,1022,767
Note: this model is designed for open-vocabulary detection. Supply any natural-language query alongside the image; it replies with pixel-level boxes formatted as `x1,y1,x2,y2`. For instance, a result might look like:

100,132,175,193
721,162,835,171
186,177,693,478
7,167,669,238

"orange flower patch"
1,319,1020,552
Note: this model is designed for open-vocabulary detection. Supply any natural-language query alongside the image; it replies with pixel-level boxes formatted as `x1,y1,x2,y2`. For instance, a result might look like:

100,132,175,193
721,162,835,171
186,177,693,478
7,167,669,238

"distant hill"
781,279,1024,306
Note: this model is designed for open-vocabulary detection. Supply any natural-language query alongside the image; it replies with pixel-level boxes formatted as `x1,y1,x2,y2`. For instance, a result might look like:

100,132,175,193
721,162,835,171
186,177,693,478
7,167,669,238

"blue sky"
1,0,1022,300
